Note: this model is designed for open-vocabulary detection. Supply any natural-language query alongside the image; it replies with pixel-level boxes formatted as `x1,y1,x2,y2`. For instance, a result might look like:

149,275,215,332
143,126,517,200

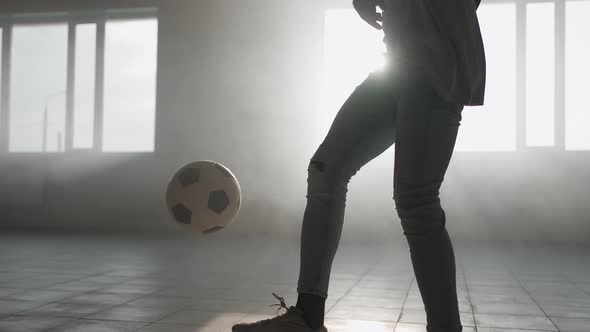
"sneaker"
232,292,328,332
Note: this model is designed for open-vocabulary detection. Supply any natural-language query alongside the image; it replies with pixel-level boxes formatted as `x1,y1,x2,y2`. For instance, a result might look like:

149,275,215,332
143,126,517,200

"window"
0,10,157,153
323,1,590,152
10,24,68,152
459,3,517,152
526,2,555,147
73,23,96,149
565,1,590,150
322,5,519,152
322,9,386,128
103,19,158,152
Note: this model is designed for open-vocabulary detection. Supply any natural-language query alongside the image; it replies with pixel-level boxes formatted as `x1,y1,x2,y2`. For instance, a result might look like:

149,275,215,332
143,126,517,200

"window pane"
103,19,158,152
10,24,67,152
457,3,517,152
565,1,590,150
526,2,554,147
0,28,3,132
74,23,96,149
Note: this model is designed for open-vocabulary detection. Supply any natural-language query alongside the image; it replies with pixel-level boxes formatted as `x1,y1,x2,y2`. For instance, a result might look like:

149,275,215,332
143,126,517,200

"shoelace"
247,292,291,327
268,292,289,315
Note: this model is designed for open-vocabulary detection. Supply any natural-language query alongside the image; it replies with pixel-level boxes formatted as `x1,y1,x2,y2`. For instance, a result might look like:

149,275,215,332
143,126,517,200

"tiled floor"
0,233,589,332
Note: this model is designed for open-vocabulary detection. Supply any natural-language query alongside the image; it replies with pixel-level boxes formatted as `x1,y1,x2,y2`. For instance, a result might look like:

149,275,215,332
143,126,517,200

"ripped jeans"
296,64,464,332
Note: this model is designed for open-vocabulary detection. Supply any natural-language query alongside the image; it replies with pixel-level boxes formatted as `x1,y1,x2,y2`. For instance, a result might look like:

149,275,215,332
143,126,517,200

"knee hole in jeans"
309,160,325,172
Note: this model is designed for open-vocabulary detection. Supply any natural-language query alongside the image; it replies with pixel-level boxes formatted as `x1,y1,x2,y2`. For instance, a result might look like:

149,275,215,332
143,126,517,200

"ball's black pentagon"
178,167,200,187
171,204,192,224
208,190,229,214
214,163,231,177
203,225,224,234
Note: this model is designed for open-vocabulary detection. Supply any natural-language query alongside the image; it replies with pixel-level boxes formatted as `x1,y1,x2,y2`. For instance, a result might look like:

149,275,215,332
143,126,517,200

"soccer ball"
165,160,241,234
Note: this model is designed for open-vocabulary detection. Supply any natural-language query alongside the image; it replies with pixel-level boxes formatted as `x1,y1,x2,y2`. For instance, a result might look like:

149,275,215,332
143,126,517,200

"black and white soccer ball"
166,160,241,234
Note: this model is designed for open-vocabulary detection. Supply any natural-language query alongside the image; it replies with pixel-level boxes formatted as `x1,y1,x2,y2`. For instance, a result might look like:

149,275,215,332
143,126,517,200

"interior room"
0,0,588,331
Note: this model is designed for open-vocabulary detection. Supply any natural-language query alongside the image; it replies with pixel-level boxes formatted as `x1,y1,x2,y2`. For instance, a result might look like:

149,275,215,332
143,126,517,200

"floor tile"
136,322,205,331
0,315,70,332
97,284,162,295
403,297,472,313
46,319,147,331
16,302,111,318
398,308,475,327
0,234,588,332
540,303,590,319
394,322,477,332
326,304,400,322
472,302,545,316
7,290,81,302
474,313,557,331
0,299,43,315
62,292,144,306
85,304,179,322
550,317,590,332
335,295,405,309
158,310,245,328
324,318,396,332
0,288,21,297
125,295,195,309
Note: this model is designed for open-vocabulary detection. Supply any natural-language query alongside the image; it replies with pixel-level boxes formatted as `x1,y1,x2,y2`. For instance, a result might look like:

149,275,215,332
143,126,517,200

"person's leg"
296,66,402,328
392,69,464,332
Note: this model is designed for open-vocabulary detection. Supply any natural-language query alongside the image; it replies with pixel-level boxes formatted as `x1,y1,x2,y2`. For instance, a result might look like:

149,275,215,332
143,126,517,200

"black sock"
295,292,326,329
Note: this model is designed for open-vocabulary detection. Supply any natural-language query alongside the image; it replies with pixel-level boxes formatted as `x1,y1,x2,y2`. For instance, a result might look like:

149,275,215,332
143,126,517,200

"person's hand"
353,0,383,30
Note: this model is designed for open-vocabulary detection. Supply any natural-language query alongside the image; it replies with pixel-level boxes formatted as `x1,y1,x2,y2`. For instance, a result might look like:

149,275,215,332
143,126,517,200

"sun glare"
323,9,387,124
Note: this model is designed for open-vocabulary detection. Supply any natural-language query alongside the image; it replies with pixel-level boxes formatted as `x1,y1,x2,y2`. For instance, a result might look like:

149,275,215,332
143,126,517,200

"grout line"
324,257,383,314
394,252,416,329
459,257,478,332
505,262,561,332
